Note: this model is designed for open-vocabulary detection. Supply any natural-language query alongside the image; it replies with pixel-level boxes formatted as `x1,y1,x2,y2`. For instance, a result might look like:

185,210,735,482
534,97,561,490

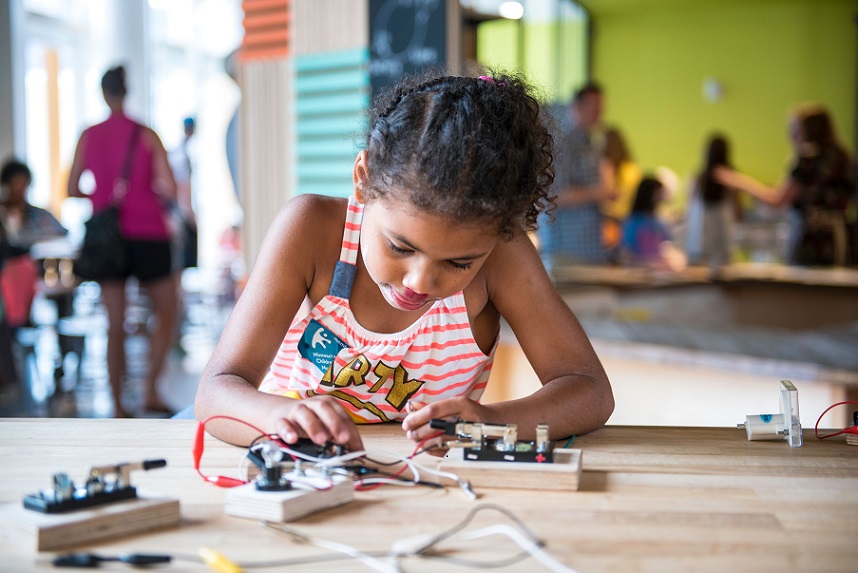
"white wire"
266,506,575,573
270,524,400,573
452,524,580,573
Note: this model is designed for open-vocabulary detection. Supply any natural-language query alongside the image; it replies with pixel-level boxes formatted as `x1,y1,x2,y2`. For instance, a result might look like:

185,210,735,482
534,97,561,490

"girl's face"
359,195,499,312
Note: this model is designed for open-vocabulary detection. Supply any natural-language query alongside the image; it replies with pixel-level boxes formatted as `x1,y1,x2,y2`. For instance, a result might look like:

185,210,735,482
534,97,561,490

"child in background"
600,127,642,259
0,159,68,329
685,134,739,266
195,72,615,449
622,177,685,269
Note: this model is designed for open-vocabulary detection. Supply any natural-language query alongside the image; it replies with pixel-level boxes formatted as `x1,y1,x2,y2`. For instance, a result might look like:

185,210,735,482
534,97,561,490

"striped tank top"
259,196,496,423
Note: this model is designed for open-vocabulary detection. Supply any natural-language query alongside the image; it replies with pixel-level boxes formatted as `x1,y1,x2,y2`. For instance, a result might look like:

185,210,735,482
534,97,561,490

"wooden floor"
0,270,231,419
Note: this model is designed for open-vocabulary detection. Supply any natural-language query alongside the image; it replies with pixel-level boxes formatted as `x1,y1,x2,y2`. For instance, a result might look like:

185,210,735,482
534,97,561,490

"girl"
685,134,740,266
195,72,615,449
715,104,854,266
600,126,642,257
622,177,684,270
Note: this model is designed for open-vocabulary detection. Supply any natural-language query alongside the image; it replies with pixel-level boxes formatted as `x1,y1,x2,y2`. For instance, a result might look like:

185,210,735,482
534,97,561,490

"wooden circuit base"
0,496,180,552
224,476,354,522
438,447,583,491
847,434,858,447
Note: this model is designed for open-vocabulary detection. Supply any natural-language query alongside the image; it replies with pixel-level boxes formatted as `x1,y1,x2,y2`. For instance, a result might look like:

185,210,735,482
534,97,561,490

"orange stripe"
398,352,487,369
243,29,289,46
418,379,479,396
244,11,289,30
243,0,288,11
237,47,288,62
415,363,489,383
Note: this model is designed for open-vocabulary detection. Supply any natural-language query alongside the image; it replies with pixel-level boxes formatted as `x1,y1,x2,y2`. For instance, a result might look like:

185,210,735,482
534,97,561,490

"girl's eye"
388,241,472,271
388,242,411,255
448,260,473,271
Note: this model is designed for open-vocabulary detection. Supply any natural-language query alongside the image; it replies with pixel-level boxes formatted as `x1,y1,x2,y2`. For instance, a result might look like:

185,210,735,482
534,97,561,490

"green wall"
584,0,856,187
477,17,589,102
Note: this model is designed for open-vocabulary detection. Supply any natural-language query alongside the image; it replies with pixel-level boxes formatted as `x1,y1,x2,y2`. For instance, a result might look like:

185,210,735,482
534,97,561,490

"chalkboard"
369,0,447,97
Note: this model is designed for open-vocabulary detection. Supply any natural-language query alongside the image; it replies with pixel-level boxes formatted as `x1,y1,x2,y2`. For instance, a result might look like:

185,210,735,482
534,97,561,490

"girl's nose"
402,260,436,295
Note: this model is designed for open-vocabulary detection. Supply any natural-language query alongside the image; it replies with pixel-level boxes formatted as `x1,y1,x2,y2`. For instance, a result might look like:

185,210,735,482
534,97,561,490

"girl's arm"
67,132,88,198
195,195,363,449
403,231,614,441
713,166,800,208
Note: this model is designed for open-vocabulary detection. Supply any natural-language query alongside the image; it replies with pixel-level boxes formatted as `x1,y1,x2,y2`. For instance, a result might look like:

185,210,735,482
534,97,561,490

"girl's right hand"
272,395,363,452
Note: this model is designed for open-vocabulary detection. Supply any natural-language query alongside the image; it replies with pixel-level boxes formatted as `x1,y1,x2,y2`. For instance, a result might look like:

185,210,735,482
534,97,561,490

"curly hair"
364,71,555,240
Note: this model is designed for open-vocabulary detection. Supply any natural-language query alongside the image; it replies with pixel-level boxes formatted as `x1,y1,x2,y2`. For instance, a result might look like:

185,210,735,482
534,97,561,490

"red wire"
200,414,269,437
194,414,273,487
814,401,858,440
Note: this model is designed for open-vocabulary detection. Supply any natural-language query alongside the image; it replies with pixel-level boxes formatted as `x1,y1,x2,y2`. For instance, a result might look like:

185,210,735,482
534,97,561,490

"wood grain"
0,419,856,572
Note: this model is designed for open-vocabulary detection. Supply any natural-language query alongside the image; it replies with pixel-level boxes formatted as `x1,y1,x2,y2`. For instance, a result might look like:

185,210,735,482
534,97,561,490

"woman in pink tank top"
196,72,615,451
68,66,178,418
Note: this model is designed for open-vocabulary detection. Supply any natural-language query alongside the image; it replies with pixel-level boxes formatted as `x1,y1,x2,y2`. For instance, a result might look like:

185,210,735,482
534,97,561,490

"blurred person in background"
0,159,68,329
538,83,616,272
685,134,741,266
600,126,642,262
622,176,686,270
67,65,178,417
715,104,854,266
0,217,21,407
169,116,198,272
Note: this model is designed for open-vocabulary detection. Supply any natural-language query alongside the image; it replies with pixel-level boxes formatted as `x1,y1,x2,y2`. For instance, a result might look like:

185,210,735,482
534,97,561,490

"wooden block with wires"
224,474,354,522
438,447,582,491
431,420,583,491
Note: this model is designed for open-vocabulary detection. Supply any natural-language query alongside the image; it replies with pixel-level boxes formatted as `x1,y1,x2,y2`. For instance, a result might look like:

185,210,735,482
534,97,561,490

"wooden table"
1,419,856,572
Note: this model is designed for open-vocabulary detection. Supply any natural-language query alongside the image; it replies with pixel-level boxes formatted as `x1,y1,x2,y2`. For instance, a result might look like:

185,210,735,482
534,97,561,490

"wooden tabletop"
1,419,856,572
551,262,858,290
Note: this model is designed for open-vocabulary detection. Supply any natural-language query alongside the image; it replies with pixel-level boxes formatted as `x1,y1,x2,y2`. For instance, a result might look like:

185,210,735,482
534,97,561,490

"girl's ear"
352,150,369,203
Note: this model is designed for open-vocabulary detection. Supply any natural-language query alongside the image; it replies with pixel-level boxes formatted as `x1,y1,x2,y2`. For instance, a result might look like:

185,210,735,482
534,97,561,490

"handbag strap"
112,124,143,207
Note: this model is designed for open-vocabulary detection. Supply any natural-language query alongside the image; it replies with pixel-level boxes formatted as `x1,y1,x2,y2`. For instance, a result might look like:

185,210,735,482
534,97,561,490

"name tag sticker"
298,319,349,375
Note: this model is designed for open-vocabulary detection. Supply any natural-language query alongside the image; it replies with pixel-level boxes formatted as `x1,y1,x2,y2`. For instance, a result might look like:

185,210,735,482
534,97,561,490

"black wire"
363,442,447,466
364,467,445,489
248,433,281,449
416,550,535,569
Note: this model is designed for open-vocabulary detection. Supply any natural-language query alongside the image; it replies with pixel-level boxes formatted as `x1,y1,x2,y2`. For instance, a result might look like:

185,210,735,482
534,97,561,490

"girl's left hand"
401,396,488,443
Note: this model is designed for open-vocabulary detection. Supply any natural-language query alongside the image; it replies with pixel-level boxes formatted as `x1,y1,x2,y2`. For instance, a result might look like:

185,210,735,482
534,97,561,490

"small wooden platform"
438,448,582,491
0,495,180,552
224,476,354,522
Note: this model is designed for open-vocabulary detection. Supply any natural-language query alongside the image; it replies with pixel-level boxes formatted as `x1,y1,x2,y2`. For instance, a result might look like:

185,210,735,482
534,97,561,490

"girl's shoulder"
282,193,349,230
272,193,349,261
256,194,350,303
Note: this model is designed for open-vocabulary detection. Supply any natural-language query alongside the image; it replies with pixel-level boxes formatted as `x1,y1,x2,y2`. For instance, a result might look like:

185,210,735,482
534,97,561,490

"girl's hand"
401,396,489,443
272,395,363,452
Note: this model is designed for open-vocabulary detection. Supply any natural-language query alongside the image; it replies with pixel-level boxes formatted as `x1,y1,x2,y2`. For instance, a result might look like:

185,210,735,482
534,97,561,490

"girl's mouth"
387,286,429,311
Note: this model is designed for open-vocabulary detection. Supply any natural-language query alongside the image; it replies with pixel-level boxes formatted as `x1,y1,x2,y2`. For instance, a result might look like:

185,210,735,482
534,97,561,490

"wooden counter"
1,419,856,572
